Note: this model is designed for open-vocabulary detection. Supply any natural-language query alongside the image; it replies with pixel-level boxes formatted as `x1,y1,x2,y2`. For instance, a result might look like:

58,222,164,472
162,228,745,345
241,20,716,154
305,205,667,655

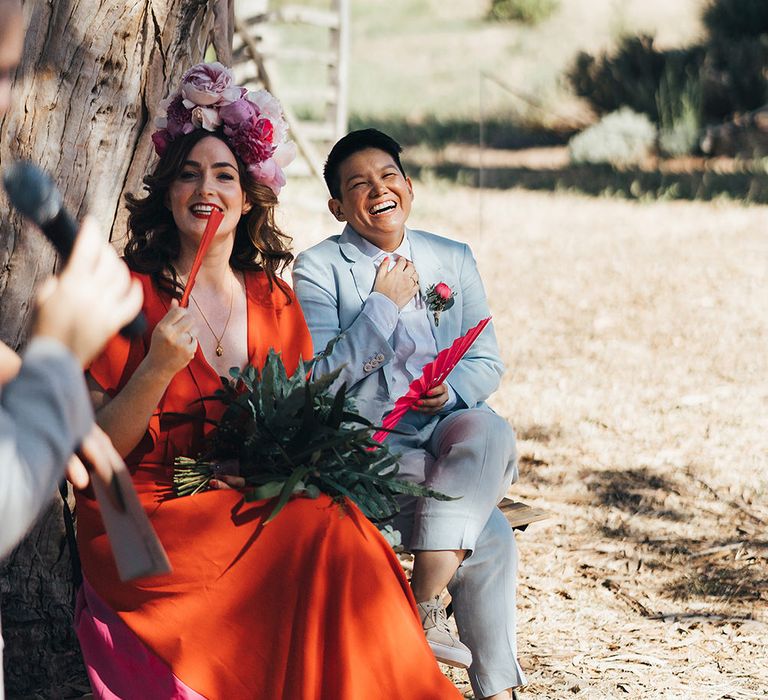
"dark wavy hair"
124,130,293,299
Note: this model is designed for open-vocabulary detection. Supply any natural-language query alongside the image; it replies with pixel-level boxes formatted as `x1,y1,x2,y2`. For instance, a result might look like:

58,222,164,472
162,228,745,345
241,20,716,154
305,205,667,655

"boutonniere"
424,282,456,326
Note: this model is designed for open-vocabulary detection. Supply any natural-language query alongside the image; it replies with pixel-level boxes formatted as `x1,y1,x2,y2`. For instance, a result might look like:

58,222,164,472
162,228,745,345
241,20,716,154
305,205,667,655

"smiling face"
167,135,251,246
329,147,414,251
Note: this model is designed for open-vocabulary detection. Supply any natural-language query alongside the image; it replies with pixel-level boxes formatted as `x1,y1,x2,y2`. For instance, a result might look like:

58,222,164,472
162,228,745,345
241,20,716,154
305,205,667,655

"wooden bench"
499,498,551,531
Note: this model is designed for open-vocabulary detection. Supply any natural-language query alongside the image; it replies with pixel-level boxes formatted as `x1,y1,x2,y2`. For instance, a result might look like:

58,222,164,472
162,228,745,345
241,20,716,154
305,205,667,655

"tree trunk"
0,1,215,696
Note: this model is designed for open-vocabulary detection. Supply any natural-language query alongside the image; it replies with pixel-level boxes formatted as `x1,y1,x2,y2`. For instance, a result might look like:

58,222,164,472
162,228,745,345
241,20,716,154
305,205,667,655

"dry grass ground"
281,178,768,699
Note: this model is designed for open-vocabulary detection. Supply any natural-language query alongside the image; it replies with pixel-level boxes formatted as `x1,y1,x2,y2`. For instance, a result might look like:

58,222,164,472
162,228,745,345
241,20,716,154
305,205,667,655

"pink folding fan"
371,316,491,444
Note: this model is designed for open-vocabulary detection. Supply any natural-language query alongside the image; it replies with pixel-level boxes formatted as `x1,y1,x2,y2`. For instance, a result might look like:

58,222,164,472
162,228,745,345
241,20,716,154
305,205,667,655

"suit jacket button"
363,362,373,372
375,353,385,362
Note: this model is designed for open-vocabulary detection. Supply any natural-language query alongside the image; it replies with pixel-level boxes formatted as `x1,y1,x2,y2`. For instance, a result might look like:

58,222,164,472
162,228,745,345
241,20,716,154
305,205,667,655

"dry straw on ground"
284,179,767,700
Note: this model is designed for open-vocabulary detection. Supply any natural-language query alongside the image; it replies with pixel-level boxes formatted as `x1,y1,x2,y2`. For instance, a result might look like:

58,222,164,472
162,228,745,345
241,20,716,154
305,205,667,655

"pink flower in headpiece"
246,141,296,195
181,62,241,107
248,158,286,196
151,129,171,155
273,141,297,168
151,63,296,191
225,116,275,166
191,105,222,131
247,89,288,142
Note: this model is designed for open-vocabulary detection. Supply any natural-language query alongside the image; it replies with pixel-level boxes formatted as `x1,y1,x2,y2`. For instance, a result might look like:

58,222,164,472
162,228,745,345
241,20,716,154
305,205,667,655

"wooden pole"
330,0,349,141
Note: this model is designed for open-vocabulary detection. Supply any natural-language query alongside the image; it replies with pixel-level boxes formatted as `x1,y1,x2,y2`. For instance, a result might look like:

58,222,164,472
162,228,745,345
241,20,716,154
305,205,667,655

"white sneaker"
416,595,473,669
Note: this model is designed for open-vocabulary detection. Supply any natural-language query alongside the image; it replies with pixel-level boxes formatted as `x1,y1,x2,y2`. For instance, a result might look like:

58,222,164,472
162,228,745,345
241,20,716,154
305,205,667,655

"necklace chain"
188,275,234,357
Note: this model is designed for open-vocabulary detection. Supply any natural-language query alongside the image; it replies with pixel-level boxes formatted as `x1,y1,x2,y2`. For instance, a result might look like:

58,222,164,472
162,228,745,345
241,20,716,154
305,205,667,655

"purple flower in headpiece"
219,98,257,128
181,62,241,107
165,94,194,137
151,63,297,193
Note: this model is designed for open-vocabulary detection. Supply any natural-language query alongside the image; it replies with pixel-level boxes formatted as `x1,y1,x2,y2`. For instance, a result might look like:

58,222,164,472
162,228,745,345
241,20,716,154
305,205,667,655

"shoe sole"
428,642,472,670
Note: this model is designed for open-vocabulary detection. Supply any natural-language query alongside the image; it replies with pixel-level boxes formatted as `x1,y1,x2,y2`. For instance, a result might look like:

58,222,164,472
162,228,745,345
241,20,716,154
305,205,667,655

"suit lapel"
339,225,377,306
408,228,458,350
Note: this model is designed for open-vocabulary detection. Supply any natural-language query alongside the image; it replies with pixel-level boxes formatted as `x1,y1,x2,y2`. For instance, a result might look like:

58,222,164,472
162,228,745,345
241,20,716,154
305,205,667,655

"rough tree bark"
0,1,216,696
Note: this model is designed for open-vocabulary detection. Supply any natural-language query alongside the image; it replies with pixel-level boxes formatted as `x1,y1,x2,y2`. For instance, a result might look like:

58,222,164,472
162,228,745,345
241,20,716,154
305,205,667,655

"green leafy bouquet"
173,349,453,523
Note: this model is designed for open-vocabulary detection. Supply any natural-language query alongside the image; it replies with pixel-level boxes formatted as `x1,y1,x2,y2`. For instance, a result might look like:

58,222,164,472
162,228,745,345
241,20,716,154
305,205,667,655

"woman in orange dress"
74,63,460,700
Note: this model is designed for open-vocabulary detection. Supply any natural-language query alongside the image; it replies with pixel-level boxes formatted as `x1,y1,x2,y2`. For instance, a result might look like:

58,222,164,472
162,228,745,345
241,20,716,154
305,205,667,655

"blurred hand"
415,383,449,415
32,217,143,366
144,299,198,380
0,340,22,384
373,255,419,309
66,424,127,511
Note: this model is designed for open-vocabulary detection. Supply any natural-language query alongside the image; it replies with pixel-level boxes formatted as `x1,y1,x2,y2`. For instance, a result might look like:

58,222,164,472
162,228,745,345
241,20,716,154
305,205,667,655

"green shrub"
701,36,768,121
568,0,768,127
568,35,704,123
569,35,768,126
703,0,768,41
487,0,559,25
568,108,656,167
656,66,702,156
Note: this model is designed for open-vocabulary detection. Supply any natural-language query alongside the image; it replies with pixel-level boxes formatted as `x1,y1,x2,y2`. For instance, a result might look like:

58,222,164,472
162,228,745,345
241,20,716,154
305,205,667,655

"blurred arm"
0,338,93,558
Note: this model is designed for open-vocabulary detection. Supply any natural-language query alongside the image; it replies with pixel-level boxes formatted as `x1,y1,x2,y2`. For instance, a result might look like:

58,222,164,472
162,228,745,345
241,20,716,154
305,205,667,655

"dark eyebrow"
182,159,238,171
344,165,397,184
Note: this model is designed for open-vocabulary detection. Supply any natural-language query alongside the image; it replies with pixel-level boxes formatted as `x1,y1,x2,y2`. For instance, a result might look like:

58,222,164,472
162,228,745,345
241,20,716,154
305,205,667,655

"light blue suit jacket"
293,225,505,428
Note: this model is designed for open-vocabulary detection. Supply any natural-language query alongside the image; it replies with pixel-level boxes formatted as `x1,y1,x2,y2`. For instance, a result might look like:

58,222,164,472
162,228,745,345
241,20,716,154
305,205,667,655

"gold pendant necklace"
189,275,234,357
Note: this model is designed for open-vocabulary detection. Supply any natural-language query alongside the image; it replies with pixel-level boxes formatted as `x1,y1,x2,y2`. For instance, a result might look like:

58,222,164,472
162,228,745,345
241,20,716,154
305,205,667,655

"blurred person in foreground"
0,0,143,694
293,128,526,700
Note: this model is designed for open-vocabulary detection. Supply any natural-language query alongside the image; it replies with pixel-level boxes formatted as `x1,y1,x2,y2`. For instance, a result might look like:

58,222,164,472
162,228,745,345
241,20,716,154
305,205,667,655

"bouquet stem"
173,458,215,497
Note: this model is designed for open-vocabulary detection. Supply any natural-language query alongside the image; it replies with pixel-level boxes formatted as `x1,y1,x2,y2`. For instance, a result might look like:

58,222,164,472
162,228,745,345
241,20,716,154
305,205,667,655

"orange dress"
75,271,460,700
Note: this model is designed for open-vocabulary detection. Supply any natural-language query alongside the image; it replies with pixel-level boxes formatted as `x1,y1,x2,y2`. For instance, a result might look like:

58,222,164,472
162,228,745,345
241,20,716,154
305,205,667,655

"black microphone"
2,161,146,338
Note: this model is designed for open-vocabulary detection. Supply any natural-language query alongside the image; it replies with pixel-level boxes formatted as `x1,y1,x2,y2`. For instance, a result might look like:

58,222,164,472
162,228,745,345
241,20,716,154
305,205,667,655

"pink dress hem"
76,578,208,700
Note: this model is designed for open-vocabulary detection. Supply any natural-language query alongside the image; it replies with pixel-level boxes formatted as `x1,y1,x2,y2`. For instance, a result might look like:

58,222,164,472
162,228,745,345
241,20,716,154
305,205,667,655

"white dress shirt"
350,231,457,412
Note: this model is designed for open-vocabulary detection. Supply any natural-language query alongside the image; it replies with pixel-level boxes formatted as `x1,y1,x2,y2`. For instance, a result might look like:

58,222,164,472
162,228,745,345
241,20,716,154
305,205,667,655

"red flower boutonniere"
424,282,456,326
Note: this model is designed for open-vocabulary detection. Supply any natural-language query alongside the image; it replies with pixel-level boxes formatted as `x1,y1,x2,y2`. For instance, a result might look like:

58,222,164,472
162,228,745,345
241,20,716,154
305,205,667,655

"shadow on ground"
585,467,686,521
405,161,768,203
574,467,768,612
350,113,768,203
349,114,573,150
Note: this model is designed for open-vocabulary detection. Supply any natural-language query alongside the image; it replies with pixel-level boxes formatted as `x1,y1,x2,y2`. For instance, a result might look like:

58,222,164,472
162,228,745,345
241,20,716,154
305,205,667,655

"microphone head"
3,160,63,226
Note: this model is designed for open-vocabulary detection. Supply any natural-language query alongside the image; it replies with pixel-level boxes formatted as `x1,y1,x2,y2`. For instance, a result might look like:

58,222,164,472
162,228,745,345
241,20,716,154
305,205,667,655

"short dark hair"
323,128,406,199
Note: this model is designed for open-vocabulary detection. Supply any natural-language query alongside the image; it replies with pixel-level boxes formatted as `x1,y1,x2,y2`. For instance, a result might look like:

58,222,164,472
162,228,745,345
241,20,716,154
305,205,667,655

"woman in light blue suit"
293,129,525,700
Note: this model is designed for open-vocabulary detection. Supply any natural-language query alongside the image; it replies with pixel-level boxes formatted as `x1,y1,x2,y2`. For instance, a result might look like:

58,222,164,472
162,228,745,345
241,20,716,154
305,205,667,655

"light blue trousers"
390,407,527,697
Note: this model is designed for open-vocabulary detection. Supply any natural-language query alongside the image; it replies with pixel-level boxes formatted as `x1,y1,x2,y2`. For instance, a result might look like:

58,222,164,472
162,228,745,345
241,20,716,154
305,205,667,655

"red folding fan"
179,208,225,308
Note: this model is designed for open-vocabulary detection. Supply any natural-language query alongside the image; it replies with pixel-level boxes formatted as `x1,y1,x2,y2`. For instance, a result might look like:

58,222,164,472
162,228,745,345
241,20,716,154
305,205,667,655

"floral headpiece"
151,62,297,195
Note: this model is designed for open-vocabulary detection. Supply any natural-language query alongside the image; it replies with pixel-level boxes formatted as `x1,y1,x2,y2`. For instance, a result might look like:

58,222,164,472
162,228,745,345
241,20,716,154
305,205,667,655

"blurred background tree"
487,0,560,25
568,0,768,148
